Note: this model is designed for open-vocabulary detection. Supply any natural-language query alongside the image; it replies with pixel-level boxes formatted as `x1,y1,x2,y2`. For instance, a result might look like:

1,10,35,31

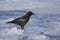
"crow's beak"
33,13,37,17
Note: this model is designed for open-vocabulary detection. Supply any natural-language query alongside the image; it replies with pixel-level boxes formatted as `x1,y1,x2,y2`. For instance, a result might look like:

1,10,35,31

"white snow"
0,27,24,40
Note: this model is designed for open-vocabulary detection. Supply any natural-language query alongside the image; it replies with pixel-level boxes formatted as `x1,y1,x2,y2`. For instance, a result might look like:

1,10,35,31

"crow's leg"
21,25,24,30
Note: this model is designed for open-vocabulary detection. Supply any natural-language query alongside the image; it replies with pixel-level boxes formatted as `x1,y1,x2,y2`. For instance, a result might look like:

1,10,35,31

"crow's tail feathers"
6,21,13,23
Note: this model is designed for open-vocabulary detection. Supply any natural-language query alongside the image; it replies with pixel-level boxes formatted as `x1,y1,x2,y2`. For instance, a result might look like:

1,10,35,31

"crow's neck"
24,13,32,18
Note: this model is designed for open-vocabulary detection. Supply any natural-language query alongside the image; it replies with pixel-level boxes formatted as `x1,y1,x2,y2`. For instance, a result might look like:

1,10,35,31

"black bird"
6,11,35,30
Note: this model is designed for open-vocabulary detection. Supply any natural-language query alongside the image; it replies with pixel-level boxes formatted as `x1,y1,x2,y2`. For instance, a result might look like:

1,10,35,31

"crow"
6,11,35,30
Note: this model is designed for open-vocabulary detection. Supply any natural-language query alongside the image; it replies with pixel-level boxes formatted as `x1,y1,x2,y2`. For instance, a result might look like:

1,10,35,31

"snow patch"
7,27,24,35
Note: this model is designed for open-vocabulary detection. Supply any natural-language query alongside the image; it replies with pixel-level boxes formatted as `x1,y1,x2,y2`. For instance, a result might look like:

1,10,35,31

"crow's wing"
17,19,25,22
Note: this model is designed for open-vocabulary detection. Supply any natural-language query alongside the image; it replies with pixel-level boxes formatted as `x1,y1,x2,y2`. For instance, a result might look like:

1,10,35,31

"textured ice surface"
0,10,60,40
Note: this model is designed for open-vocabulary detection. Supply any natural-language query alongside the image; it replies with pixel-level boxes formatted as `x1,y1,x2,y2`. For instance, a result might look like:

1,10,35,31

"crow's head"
27,11,35,16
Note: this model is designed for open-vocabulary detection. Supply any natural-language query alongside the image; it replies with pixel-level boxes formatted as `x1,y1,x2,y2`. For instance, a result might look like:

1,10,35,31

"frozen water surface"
0,10,60,40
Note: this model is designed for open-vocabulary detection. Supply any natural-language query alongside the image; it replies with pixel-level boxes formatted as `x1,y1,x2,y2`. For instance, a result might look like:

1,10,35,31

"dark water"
0,10,60,40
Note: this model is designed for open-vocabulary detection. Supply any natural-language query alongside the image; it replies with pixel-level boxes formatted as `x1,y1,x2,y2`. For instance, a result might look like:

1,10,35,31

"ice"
7,27,24,35
27,35,49,40
0,27,24,40
0,4,60,40
43,22,60,37
0,26,50,40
